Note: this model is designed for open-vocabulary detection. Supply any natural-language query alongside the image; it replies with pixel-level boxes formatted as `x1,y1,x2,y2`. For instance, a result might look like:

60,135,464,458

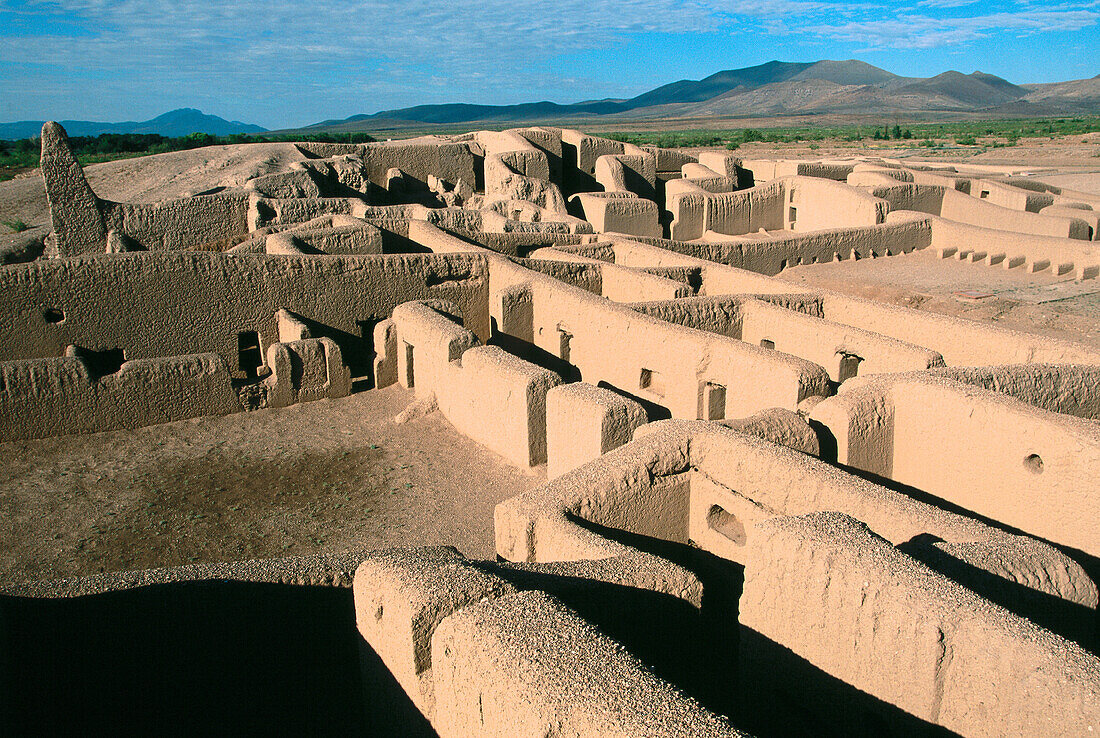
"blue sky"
0,0,1096,129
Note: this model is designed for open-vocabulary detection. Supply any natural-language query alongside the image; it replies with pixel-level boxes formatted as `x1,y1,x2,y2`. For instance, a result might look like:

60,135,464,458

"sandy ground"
0,384,540,584
781,249,1100,349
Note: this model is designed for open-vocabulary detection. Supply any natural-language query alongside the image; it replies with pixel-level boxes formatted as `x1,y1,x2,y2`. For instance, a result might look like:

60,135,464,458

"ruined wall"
0,353,240,441
810,373,1100,557
0,252,490,384
741,512,1100,737
412,222,831,418
940,188,1092,239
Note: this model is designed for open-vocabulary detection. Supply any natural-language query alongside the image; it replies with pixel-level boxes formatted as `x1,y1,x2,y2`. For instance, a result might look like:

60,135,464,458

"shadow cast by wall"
0,580,435,737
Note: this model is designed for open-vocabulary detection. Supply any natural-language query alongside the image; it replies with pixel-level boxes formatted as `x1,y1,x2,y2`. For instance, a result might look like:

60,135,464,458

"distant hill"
0,108,266,141
285,59,1099,133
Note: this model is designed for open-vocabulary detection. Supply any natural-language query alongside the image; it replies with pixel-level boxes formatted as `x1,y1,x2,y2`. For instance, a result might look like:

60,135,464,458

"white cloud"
0,0,1096,125
810,8,1098,49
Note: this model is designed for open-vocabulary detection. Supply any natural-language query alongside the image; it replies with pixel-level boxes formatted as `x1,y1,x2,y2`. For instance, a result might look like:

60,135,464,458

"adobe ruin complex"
2,122,1100,735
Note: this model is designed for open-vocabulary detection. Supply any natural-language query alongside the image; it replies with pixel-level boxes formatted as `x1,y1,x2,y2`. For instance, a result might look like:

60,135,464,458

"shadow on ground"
0,580,435,736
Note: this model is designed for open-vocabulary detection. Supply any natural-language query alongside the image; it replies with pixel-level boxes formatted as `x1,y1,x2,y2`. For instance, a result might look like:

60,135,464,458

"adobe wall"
498,420,1095,614
545,382,647,478
739,159,856,183
297,141,478,190
436,346,562,467
572,193,661,238
265,337,352,408
0,353,239,441
604,232,1100,366
352,546,727,737
510,257,602,294
410,222,831,418
810,373,1100,558
940,188,1092,239
0,252,490,383
627,296,747,339
383,301,561,466
40,122,252,255
527,247,690,301
740,511,1100,736
1042,204,1099,240
627,291,945,383
101,195,250,252
431,589,743,737
39,122,109,256
932,363,1100,419
919,212,1100,279
865,182,947,214
668,176,889,241
739,298,945,381
823,288,1100,365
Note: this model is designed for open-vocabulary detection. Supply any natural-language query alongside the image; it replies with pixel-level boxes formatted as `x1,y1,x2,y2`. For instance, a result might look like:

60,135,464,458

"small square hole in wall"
980,190,990,198
639,367,665,396
760,339,775,350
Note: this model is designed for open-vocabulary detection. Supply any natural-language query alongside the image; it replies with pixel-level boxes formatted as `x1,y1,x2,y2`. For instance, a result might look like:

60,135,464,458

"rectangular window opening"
702,382,726,421
403,341,415,387
237,331,263,380
558,328,572,363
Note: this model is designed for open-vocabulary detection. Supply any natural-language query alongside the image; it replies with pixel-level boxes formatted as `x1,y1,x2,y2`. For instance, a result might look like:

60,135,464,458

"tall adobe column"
40,121,107,256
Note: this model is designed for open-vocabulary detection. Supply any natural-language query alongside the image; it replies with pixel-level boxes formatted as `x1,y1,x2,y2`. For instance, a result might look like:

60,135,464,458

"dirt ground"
780,249,1100,349
0,385,540,585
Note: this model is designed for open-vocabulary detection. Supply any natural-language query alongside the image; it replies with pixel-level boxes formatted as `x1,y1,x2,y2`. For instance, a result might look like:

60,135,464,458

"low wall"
411,222,831,419
0,251,491,385
546,382,647,478
266,337,352,408
941,188,1091,240
921,213,1100,279
432,590,741,737
383,301,560,466
810,373,1100,558
437,346,561,467
933,363,1100,419
740,299,945,382
0,353,239,441
499,420,1096,612
741,511,1100,736
353,546,726,737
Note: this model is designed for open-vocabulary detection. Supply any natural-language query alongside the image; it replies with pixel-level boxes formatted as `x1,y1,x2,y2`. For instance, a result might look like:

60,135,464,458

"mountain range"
296,59,1100,132
0,108,266,141
4,60,1098,140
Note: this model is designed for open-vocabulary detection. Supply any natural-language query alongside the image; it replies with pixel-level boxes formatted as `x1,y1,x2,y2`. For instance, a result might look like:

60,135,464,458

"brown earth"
0,384,540,585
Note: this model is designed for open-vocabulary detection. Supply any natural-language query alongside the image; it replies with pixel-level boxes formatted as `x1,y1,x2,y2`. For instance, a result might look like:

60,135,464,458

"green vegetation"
1,218,29,232
0,130,376,182
601,115,1100,150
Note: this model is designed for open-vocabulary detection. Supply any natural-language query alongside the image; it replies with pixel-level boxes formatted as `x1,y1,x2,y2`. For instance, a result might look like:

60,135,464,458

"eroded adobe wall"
411,222,831,417
0,353,239,441
0,252,490,384
933,363,1100,419
740,512,1100,737
922,213,1100,279
811,373,1100,558
941,188,1092,239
